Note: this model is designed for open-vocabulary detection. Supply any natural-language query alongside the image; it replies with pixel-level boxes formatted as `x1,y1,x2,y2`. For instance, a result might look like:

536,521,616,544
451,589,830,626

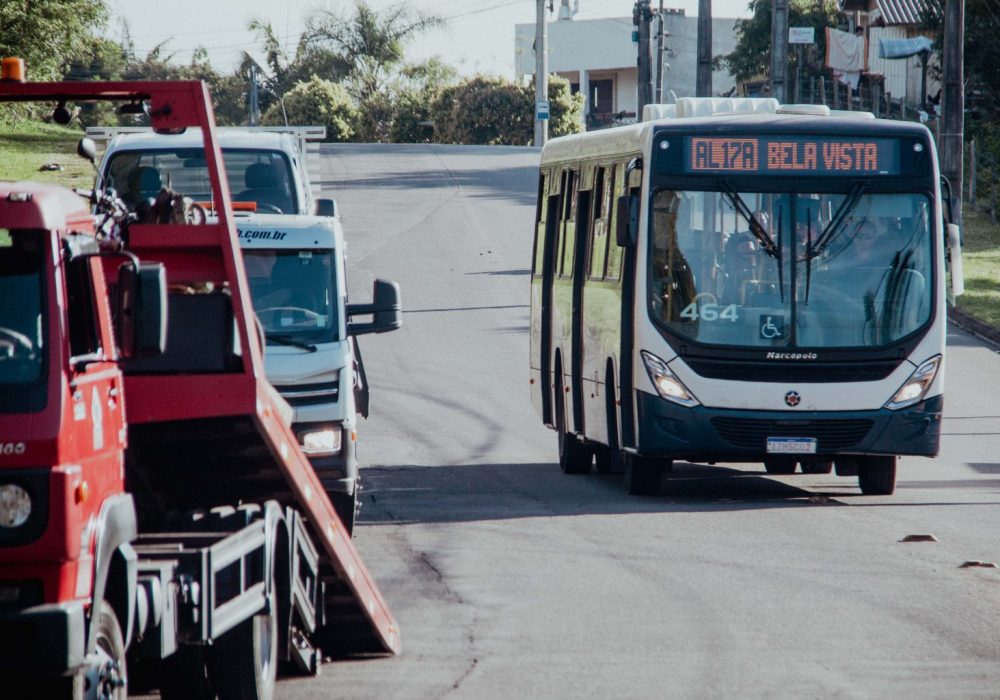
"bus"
529,97,964,496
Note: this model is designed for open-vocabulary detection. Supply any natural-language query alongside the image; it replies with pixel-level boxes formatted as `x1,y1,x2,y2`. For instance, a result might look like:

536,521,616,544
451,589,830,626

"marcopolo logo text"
766,352,818,360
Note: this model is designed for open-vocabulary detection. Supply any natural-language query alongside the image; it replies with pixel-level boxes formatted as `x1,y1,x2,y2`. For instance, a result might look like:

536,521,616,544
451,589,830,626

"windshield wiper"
266,334,317,352
811,182,866,258
720,181,779,259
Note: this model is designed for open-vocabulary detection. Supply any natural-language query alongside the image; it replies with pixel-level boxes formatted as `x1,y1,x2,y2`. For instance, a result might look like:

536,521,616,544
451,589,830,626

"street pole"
654,0,664,104
635,0,653,115
534,0,549,147
697,0,712,97
770,0,789,103
941,0,964,224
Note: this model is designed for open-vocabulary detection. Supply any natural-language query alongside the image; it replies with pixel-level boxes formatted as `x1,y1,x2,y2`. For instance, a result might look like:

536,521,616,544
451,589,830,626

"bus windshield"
244,249,339,347
649,189,933,349
0,229,45,384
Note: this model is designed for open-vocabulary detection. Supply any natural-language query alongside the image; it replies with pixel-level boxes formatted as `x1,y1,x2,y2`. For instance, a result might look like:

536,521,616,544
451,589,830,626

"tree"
261,76,358,142
721,0,840,90
0,0,107,82
389,58,458,143
303,1,445,140
304,1,444,103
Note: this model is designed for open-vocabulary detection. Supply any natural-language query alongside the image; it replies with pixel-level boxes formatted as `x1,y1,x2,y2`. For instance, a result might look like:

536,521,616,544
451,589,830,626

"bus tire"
330,490,357,536
555,375,591,474
858,455,896,495
763,457,797,474
624,453,662,495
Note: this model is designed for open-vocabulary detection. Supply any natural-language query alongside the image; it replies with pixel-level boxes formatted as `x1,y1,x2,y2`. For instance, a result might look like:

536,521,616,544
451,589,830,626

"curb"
948,306,1000,351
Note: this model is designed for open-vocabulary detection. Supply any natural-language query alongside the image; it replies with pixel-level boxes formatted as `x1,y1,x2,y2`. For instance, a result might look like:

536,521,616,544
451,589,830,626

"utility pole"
940,0,964,224
534,0,549,147
769,0,789,103
696,0,712,97
635,0,653,114
654,0,665,103
247,63,260,127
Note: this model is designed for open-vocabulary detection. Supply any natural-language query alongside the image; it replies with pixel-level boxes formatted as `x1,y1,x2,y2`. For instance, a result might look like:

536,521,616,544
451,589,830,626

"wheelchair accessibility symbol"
759,315,785,340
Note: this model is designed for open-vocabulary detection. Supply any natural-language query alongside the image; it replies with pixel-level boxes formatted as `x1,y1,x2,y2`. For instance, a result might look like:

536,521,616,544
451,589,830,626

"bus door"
570,167,594,433
618,164,642,450
533,170,561,426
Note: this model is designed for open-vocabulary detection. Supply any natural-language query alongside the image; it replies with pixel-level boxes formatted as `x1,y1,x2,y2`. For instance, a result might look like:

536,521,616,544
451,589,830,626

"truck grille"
276,380,340,407
710,417,874,452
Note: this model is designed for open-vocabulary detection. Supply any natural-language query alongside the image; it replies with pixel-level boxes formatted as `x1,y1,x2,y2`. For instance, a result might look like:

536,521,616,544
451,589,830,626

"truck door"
65,257,126,485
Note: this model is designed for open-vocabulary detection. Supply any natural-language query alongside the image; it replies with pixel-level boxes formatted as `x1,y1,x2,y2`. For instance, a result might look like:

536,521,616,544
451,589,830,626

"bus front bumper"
635,391,943,461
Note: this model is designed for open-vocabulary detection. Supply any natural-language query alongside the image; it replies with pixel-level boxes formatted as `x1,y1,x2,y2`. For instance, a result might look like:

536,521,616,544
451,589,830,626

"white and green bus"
529,98,963,496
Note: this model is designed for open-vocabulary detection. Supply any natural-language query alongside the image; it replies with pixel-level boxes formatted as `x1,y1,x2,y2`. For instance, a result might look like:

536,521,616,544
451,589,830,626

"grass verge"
0,120,93,190
956,207,1000,328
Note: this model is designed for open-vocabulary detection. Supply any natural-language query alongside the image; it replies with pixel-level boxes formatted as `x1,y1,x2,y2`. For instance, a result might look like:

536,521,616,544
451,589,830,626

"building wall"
515,14,739,128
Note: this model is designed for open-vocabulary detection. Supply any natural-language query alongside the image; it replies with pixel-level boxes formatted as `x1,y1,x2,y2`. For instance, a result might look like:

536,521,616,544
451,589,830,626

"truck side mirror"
77,137,97,165
616,194,639,247
118,262,167,359
312,198,337,218
347,279,402,335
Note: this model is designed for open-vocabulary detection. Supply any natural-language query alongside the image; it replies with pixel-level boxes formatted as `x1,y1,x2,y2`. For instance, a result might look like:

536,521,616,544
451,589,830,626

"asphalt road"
275,143,1000,699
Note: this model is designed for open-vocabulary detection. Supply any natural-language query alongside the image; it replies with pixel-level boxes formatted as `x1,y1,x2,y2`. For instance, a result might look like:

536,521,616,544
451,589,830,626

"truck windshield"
0,229,45,384
244,249,339,346
105,148,298,214
648,189,933,349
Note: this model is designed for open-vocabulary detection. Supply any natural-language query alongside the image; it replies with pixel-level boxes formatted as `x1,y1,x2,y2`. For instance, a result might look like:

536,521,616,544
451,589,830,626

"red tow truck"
0,63,399,698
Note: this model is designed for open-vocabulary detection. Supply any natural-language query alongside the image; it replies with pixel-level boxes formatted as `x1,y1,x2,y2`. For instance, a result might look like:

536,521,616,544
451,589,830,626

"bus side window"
605,163,625,281
588,166,609,280
560,170,578,278
532,171,548,277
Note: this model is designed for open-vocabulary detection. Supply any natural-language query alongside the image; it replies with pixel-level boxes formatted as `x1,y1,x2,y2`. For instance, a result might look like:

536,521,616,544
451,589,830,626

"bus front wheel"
858,456,896,495
624,453,663,496
555,376,592,474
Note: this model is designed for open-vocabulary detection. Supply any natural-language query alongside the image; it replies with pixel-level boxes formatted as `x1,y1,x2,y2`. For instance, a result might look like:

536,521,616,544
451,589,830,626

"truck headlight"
301,428,342,456
641,350,699,407
0,484,32,528
885,356,941,410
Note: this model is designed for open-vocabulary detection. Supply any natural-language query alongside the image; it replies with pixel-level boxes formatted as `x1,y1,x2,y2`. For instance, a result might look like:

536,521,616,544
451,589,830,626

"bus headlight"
885,356,941,410
300,428,342,456
641,350,699,407
0,484,32,528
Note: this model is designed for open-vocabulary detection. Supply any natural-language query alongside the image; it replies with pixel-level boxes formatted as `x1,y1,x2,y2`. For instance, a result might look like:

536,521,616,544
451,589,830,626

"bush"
429,74,583,146
262,76,358,142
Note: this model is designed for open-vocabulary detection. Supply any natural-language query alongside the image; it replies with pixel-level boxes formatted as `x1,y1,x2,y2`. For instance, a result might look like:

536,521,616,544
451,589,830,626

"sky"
107,0,753,79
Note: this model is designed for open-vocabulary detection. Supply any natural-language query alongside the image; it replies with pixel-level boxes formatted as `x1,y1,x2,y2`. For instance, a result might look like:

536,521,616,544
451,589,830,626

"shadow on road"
358,461,859,526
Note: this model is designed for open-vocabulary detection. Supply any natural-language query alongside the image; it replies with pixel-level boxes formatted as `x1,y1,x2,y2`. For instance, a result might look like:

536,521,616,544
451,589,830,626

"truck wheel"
330,490,357,536
210,503,279,700
858,455,896,495
212,609,278,700
90,600,128,699
624,453,663,496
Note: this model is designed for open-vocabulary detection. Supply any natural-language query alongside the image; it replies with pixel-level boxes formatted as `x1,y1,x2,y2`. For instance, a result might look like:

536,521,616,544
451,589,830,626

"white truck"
90,126,400,532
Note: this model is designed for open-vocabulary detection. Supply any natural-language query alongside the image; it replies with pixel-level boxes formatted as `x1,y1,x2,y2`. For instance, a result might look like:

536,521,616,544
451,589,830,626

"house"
842,0,940,105
514,10,739,129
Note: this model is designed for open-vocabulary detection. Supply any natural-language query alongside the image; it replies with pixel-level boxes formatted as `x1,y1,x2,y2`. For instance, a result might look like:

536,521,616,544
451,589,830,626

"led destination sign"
685,136,900,176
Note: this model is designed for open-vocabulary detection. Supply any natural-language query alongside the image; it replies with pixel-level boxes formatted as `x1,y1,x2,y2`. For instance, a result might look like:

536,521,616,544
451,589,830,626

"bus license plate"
766,437,817,454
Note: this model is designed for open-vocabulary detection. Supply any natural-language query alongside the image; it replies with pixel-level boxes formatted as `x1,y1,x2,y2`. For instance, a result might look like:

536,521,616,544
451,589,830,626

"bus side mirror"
347,279,402,335
946,222,964,301
616,194,639,247
313,198,337,218
118,262,167,359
